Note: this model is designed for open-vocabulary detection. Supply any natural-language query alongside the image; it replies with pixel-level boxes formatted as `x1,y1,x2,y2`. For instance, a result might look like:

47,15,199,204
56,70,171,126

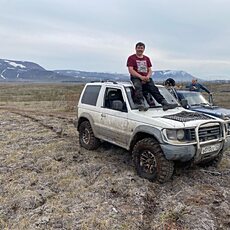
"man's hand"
140,75,148,81
141,75,150,82
146,75,151,80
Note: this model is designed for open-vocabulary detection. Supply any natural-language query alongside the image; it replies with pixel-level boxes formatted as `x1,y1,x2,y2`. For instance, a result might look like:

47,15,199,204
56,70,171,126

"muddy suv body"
76,81,230,182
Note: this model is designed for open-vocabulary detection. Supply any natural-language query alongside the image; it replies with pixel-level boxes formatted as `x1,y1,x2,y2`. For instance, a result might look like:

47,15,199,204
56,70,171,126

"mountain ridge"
0,58,227,83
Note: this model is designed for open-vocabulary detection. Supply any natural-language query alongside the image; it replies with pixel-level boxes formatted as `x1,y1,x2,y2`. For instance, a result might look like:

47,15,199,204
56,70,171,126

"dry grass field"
0,82,230,230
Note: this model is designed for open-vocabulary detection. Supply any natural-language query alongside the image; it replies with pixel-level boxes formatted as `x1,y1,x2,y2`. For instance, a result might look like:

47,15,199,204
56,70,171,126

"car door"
97,87,129,147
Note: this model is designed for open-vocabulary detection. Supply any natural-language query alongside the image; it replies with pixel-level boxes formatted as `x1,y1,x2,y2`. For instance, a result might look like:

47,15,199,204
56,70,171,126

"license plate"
201,143,221,154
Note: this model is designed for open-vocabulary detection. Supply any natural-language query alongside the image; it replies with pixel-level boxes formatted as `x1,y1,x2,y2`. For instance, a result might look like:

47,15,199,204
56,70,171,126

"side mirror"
209,94,214,105
181,99,189,108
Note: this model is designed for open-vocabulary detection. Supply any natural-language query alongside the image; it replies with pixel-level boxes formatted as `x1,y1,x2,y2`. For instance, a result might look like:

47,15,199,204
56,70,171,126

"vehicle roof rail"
90,80,118,84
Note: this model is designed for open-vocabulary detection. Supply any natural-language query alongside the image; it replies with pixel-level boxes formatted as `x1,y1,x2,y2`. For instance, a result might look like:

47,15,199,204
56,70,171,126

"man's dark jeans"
131,77,165,104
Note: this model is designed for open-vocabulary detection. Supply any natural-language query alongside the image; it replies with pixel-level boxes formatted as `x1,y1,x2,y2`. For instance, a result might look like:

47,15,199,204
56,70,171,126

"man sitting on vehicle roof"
127,42,177,111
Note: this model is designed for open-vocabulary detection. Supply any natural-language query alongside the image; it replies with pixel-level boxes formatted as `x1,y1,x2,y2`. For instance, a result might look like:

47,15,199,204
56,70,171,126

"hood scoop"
162,111,214,122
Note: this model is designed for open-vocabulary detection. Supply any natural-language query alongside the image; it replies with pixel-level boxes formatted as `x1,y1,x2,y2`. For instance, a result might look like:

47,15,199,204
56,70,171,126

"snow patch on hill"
4,60,26,68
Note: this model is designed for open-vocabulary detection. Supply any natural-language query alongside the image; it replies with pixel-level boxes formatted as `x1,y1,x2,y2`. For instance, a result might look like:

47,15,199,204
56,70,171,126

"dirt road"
0,108,230,229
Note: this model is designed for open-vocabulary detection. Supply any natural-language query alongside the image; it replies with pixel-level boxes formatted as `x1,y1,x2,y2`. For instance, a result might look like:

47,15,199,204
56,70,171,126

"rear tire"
133,138,174,183
79,121,100,150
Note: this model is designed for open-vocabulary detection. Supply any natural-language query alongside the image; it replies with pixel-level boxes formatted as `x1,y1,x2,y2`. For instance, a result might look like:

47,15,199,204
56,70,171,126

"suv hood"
190,106,230,119
131,107,220,129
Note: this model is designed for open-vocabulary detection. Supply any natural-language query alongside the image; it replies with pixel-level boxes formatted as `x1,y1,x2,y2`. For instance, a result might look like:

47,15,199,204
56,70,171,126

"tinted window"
104,88,126,111
81,85,101,106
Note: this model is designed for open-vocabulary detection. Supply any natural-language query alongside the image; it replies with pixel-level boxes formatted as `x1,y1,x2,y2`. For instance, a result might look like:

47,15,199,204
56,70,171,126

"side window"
104,88,126,112
81,85,101,106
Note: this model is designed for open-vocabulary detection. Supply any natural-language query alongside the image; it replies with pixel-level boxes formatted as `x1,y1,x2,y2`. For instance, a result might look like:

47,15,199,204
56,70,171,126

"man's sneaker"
162,103,177,111
161,100,177,111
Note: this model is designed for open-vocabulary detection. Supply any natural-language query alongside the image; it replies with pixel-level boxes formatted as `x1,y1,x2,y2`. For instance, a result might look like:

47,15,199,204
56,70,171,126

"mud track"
0,108,230,229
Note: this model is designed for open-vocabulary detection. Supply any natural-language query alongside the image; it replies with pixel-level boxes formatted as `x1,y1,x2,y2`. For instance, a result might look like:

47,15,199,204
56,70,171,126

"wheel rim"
82,128,90,144
139,150,157,174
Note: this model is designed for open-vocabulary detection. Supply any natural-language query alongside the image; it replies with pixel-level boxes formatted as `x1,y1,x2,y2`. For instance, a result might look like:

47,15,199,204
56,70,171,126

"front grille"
188,125,221,142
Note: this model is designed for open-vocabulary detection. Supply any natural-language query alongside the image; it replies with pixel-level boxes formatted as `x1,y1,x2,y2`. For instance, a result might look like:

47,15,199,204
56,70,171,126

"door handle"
101,114,106,117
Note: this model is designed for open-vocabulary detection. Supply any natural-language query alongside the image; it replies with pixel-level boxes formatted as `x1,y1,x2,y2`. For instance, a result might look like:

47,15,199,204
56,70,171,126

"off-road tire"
79,121,100,150
132,138,174,183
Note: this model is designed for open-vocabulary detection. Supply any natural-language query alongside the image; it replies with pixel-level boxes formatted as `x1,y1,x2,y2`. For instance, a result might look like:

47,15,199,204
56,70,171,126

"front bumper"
161,139,226,163
161,120,228,163
160,144,196,161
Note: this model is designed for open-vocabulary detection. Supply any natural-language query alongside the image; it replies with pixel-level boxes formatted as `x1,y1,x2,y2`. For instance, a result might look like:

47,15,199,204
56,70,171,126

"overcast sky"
1,0,230,79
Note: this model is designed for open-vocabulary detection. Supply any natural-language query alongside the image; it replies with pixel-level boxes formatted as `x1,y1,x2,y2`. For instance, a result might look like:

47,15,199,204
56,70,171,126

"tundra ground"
0,83,230,229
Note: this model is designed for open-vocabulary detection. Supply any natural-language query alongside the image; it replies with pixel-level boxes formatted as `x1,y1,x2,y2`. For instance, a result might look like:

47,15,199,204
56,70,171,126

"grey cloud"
0,0,230,79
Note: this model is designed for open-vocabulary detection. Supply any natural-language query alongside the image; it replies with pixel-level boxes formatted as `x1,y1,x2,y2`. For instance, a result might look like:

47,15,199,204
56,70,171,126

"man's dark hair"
135,42,145,48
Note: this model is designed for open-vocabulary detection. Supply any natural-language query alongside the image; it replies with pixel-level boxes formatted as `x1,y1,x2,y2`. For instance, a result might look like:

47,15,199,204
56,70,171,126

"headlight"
177,129,185,140
166,129,185,141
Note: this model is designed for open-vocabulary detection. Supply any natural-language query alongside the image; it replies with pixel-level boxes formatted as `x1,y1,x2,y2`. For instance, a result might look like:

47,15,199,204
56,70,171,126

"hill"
0,58,210,83
0,59,75,82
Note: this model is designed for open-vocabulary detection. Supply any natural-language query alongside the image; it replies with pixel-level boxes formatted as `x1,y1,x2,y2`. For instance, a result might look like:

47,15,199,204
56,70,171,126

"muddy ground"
0,84,230,229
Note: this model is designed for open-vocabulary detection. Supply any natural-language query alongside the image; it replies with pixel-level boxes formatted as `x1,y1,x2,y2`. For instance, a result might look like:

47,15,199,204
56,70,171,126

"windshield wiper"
191,103,202,106
191,103,209,106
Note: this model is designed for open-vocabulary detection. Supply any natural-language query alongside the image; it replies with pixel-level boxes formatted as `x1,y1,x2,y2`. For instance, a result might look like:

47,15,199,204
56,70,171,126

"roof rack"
90,80,118,84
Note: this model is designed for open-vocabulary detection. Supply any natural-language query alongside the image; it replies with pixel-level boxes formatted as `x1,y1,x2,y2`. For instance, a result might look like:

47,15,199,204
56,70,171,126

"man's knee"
134,84,142,92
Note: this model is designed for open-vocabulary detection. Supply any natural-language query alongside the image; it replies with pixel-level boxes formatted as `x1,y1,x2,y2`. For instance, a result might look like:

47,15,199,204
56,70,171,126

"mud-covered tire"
79,121,100,150
132,138,174,183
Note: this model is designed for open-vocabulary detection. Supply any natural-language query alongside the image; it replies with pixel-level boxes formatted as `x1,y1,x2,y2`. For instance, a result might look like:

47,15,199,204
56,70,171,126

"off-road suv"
76,81,230,182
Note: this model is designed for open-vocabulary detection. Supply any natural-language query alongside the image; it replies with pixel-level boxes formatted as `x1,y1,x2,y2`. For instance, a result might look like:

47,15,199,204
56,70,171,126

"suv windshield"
179,92,210,106
125,86,179,110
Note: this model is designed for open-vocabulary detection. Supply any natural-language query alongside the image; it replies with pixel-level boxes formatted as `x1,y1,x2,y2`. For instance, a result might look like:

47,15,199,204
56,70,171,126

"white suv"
76,81,230,183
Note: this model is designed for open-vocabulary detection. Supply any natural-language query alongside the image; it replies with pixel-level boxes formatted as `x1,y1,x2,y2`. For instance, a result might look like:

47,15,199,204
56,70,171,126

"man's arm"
146,67,152,79
199,83,210,94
